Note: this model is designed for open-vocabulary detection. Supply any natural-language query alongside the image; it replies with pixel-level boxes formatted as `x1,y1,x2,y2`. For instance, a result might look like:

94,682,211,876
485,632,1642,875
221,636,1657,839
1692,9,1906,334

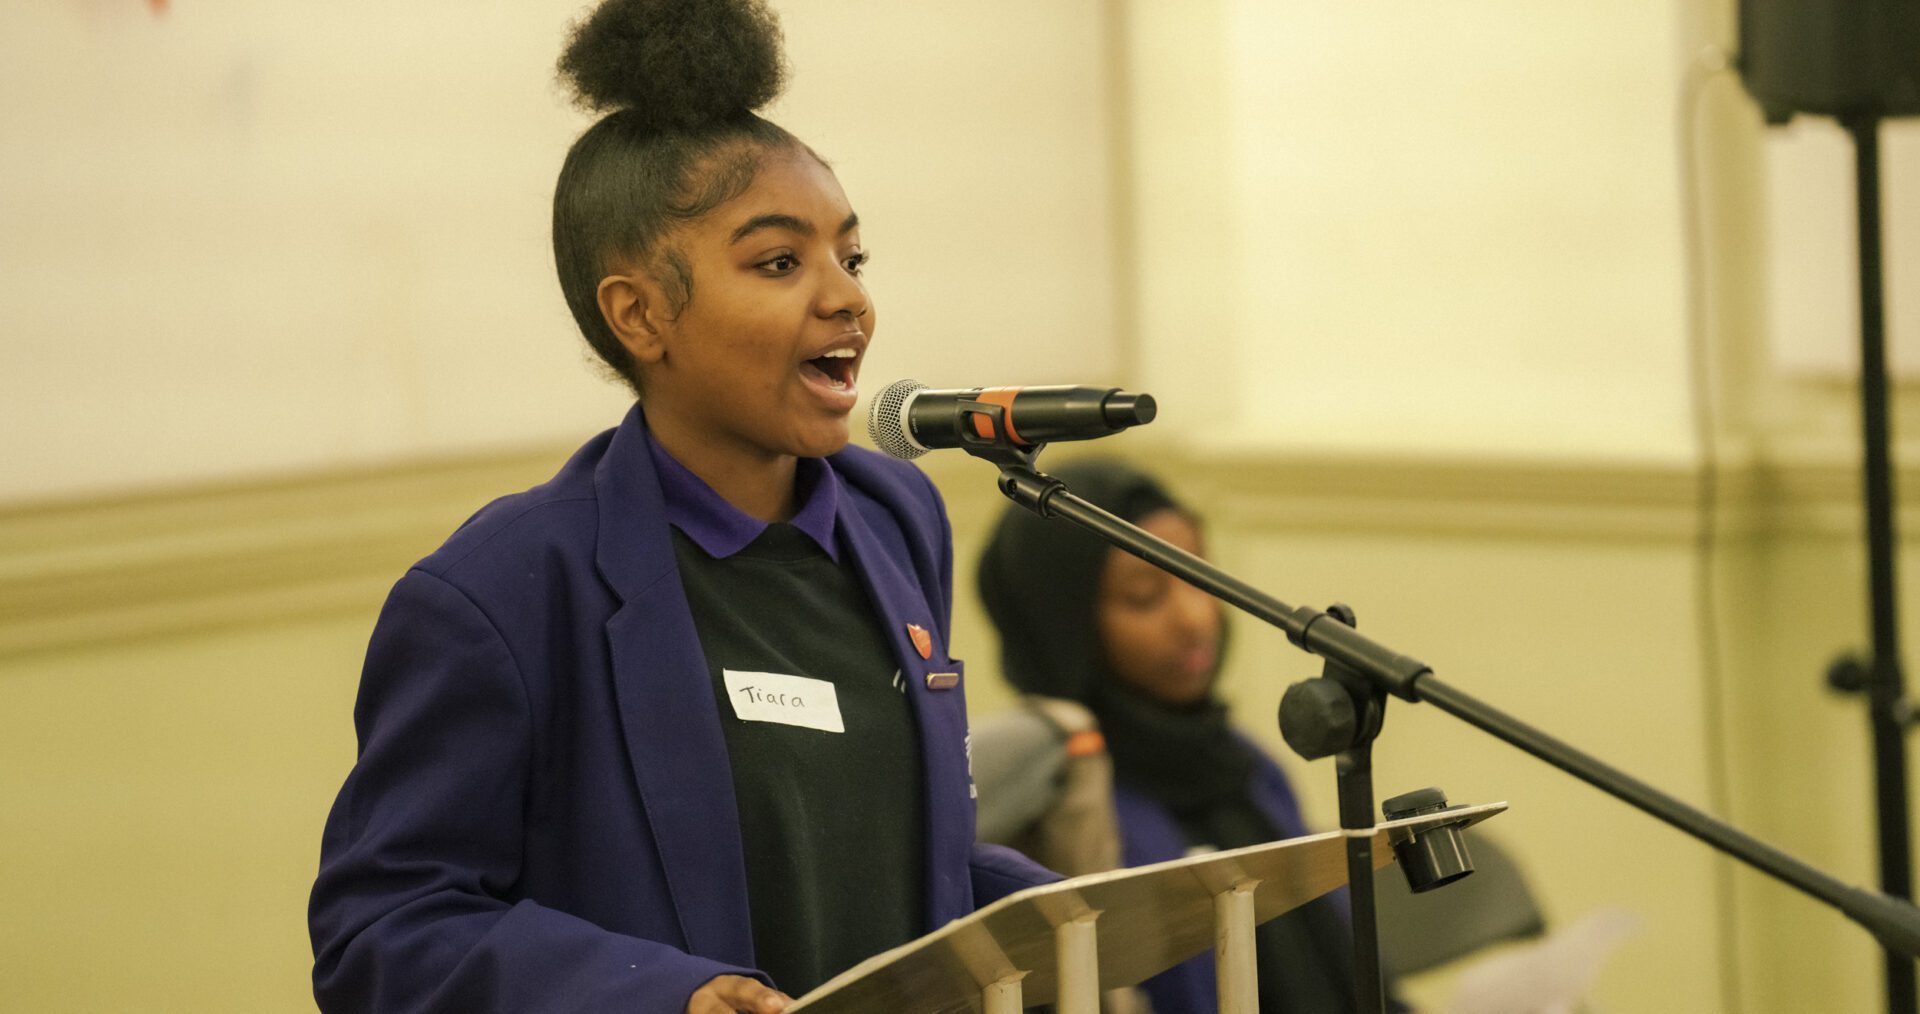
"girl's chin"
786,421,852,459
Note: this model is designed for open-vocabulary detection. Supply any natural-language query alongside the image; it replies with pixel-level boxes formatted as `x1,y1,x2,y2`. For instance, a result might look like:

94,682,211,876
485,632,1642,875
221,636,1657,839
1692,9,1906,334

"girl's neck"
646,409,799,523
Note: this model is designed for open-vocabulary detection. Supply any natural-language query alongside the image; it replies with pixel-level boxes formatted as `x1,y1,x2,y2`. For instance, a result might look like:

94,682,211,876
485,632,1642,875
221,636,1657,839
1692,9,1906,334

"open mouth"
800,349,858,392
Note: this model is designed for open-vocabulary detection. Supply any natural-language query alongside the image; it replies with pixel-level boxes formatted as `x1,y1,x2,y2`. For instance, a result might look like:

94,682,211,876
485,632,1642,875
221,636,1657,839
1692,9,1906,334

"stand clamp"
1829,654,1920,729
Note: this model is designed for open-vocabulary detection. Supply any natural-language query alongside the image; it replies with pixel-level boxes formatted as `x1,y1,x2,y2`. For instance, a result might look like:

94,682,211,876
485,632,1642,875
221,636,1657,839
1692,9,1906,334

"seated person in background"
977,458,1363,1014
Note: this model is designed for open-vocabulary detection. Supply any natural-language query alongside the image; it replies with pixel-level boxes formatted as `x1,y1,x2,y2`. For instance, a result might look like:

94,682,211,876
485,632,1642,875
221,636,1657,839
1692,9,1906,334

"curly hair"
551,0,806,395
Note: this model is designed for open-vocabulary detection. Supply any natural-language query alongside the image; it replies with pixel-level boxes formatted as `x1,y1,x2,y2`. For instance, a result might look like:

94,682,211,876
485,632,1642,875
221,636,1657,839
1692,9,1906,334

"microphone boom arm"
977,452,1920,966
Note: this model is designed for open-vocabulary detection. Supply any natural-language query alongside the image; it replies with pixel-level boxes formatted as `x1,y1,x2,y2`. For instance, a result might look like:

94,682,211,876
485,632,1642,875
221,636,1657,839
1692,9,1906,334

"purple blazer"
309,405,1052,1014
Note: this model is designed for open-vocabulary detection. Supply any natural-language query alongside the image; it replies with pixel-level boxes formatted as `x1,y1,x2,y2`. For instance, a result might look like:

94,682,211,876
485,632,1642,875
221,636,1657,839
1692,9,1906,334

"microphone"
867,380,1157,460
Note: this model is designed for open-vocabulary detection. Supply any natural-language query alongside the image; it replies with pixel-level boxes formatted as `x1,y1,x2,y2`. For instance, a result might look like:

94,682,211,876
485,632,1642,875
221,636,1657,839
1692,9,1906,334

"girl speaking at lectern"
307,2,1054,1011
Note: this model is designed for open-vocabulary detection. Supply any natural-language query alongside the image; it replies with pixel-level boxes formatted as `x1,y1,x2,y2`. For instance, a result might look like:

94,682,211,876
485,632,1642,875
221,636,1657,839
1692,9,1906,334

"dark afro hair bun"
558,0,788,133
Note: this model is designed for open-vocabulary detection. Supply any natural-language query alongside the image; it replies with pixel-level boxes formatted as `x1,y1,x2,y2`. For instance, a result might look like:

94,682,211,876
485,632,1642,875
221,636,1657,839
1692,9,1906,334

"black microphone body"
868,380,1156,460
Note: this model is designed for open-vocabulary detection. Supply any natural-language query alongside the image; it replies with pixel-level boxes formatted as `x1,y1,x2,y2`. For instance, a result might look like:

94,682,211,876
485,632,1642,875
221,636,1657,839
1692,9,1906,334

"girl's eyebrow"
729,211,861,245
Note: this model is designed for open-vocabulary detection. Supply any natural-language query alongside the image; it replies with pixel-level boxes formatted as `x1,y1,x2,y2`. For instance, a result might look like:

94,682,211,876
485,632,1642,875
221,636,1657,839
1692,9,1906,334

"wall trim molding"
0,443,1904,659
0,448,570,659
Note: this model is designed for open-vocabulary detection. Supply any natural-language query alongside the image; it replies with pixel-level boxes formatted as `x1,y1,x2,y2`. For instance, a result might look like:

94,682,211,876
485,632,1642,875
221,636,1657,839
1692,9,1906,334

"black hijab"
976,459,1253,816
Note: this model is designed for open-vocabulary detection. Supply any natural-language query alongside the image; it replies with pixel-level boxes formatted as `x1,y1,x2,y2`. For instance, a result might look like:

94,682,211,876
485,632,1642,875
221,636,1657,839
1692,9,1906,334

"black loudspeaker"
1738,0,1920,123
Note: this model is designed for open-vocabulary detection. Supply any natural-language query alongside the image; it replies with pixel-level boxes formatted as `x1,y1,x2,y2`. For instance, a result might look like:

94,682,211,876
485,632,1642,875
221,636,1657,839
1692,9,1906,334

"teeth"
819,348,857,358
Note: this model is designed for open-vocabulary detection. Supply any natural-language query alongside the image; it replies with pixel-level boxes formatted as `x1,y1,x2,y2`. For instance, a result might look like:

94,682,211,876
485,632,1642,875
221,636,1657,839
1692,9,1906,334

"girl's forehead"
716,154,854,231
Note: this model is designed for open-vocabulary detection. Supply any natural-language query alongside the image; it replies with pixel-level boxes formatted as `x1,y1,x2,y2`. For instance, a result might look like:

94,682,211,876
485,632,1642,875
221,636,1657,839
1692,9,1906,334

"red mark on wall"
150,0,169,14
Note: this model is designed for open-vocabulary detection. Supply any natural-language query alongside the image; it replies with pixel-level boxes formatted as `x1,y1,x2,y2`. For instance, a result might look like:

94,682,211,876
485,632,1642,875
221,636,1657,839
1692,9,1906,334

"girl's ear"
598,269,671,367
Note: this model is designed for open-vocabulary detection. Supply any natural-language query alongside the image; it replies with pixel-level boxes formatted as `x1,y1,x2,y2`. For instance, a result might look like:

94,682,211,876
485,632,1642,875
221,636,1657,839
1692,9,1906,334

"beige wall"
4,0,1918,1011
0,612,372,1012
0,0,1115,502
0,1,627,500
3,448,1904,1013
1127,0,1699,462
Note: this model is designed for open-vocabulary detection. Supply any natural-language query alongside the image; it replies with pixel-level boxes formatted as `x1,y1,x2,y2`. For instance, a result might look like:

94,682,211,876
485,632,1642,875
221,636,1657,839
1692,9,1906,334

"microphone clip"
955,399,1045,471
954,399,1064,517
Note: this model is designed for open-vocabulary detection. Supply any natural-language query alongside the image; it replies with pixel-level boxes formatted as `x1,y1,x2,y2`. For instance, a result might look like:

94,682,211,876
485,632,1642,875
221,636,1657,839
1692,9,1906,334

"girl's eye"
760,254,800,274
844,251,870,275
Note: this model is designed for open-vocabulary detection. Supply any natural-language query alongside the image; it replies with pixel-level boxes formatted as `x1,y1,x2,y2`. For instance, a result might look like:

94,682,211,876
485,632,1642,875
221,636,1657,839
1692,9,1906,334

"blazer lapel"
593,407,755,966
836,494,976,929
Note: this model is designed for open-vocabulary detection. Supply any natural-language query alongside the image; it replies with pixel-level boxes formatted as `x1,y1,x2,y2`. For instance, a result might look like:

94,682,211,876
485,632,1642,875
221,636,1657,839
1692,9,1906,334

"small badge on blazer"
906,623,934,660
925,672,960,690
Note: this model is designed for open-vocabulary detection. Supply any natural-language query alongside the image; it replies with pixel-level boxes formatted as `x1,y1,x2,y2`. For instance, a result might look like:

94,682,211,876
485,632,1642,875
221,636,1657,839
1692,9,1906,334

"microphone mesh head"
868,379,928,459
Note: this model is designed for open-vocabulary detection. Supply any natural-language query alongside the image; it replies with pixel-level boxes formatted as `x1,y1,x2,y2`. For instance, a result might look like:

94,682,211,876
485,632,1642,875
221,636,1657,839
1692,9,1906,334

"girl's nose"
817,264,869,321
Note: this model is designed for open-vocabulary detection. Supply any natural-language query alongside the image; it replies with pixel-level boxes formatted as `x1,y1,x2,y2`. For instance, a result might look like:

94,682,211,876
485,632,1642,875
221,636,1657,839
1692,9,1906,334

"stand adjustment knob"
1279,678,1357,760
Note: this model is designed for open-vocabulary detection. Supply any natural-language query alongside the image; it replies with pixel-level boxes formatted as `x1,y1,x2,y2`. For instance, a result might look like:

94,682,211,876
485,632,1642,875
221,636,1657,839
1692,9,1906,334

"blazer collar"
592,404,679,601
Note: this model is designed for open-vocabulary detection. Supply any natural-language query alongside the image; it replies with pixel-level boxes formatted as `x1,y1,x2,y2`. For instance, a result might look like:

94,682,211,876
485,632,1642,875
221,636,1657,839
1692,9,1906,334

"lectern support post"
982,975,1024,1014
1214,883,1260,1014
1056,913,1101,1014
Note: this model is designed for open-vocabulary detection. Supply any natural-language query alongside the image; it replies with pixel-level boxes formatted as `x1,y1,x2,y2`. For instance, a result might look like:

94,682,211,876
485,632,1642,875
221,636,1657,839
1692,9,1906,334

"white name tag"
722,670,845,734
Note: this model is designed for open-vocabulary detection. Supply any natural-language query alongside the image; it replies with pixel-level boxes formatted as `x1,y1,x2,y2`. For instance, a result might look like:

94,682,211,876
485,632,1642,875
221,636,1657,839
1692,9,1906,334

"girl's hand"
686,974,791,1014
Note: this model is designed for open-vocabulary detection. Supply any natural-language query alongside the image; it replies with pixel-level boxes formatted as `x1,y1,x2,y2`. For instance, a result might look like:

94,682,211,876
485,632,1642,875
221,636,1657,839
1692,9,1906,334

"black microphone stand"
947,411,1920,1013
1822,111,1919,1014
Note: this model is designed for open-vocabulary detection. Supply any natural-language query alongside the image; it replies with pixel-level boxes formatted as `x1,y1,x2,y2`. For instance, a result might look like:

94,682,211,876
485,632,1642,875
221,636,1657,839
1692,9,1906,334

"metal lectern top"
786,802,1506,1014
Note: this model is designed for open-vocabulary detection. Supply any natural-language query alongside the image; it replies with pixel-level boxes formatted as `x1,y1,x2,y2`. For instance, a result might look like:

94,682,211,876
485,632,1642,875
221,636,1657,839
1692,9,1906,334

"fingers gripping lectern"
785,803,1506,1014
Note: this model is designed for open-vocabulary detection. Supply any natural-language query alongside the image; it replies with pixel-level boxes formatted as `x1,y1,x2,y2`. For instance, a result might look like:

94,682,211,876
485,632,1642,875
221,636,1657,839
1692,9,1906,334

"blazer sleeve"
967,842,1064,906
309,569,761,1014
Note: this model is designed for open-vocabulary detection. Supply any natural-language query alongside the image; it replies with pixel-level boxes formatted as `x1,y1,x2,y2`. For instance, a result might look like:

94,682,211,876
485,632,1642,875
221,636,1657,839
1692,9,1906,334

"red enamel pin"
906,623,933,660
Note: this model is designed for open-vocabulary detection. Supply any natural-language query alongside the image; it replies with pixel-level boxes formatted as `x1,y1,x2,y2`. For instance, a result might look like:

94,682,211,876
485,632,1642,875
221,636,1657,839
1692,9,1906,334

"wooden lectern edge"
784,802,1508,1011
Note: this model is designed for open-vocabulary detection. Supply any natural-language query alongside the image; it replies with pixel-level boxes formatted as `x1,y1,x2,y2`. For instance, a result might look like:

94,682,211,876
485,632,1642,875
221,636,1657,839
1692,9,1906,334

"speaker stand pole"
1837,110,1917,1014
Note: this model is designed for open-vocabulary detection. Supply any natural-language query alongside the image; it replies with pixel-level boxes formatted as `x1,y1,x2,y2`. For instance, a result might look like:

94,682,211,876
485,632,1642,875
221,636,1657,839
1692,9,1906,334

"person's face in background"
1095,508,1225,706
